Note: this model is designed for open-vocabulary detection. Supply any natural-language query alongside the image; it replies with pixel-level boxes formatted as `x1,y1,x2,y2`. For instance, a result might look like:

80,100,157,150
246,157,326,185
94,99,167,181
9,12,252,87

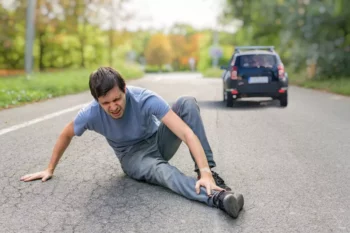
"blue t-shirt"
73,86,170,155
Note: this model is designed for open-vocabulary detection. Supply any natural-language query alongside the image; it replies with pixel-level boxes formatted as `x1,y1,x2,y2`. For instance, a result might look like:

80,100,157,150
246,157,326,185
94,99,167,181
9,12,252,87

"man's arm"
20,121,75,182
161,110,223,195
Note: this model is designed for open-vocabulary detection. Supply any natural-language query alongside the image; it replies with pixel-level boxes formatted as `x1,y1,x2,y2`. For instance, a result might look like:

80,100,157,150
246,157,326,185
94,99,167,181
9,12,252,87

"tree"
168,34,186,70
144,33,173,70
220,0,350,78
0,1,26,69
168,23,202,71
0,0,139,71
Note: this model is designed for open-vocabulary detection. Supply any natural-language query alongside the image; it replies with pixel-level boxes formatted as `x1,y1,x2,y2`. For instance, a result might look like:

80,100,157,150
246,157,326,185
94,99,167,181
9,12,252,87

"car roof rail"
234,46,275,53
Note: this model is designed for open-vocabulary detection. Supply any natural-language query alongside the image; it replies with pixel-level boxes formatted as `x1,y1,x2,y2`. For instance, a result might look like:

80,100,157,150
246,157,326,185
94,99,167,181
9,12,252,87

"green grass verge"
0,64,144,109
290,77,350,96
201,67,224,78
288,69,350,96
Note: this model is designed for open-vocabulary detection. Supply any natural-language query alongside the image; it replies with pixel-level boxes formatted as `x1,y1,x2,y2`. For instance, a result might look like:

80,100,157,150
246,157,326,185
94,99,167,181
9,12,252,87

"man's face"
97,85,126,119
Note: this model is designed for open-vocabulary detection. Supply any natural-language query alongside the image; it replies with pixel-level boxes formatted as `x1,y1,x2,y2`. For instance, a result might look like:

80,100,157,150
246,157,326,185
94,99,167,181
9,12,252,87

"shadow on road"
81,174,239,227
197,99,281,110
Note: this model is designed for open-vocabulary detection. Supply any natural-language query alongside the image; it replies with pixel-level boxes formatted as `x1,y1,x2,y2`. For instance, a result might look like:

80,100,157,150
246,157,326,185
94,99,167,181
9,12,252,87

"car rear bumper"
226,80,288,98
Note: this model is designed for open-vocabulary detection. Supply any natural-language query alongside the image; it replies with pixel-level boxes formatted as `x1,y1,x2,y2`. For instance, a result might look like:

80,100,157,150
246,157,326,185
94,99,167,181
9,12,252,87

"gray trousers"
119,96,217,206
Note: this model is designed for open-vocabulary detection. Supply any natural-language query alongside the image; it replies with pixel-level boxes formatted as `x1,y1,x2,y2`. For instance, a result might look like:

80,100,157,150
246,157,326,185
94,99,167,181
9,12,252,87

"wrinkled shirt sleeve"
73,105,93,136
142,93,171,121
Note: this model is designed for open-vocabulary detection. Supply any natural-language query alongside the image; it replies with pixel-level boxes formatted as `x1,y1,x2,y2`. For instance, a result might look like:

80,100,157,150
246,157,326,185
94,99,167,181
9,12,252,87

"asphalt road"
1,73,349,233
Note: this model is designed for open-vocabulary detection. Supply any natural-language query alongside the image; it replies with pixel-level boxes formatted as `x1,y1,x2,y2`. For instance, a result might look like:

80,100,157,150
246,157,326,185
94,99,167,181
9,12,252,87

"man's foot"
197,170,232,191
212,190,244,218
211,171,232,191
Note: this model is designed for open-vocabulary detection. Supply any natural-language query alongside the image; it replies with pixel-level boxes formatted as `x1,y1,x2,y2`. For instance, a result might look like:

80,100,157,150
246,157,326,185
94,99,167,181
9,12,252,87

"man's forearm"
185,132,211,173
47,134,73,172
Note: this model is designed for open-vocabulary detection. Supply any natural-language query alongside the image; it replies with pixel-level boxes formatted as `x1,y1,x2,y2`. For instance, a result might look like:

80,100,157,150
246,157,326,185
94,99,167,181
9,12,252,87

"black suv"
221,46,288,107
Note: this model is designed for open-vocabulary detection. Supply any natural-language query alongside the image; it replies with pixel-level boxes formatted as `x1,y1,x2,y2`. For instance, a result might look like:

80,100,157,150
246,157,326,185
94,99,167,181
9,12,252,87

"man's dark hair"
89,67,126,100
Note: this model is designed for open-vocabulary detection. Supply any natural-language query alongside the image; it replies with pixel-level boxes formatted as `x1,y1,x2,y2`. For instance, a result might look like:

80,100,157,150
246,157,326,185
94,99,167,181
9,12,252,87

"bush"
144,65,173,73
115,62,144,79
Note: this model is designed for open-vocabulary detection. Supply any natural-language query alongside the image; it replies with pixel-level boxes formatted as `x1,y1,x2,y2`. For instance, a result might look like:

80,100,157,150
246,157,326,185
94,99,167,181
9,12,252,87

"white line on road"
330,95,344,100
0,102,90,136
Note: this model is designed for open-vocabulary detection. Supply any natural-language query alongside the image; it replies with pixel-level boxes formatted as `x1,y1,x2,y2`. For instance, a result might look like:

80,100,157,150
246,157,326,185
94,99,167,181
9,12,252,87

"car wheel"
279,92,288,107
226,91,234,107
223,88,226,102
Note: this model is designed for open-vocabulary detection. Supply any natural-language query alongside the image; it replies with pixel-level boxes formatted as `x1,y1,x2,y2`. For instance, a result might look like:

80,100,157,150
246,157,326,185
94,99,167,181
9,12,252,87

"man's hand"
195,172,224,196
20,169,53,182
20,121,75,183
161,110,223,196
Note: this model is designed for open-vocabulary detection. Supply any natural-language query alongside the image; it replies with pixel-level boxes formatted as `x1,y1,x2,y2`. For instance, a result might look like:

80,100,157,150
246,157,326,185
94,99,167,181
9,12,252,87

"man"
20,67,244,218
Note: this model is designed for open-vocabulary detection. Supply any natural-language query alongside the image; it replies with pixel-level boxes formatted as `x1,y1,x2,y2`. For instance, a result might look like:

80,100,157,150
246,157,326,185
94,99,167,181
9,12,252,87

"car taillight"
231,89,238,95
278,65,285,79
231,66,238,80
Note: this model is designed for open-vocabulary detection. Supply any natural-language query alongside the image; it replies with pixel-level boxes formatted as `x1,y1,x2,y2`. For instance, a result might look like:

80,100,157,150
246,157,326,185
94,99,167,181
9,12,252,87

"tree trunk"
38,31,45,71
79,23,86,68
109,29,113,66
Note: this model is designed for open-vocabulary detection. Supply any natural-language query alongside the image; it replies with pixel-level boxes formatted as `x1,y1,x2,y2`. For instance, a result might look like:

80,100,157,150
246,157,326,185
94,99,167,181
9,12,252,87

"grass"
201,67,224,78
0,64,144,109
291,77,350,96
288,69,350,96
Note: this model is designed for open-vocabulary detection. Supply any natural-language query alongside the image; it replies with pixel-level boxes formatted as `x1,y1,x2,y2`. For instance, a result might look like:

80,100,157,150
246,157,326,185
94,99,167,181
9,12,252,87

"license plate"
248,76,269,84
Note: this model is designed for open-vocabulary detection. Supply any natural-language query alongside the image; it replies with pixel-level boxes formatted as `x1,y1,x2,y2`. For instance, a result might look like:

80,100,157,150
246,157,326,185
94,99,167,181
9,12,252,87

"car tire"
223,88,226,102
226,91,234,107
279,92,288,107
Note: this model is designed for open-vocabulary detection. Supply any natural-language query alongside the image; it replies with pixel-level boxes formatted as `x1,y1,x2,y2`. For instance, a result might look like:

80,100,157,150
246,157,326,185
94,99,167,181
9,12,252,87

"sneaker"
197,170,232,191
213,190,244,218
211,171,232,191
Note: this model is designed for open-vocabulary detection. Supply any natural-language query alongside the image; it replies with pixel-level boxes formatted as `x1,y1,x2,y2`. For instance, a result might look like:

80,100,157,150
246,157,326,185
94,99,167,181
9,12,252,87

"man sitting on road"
20,67,244,218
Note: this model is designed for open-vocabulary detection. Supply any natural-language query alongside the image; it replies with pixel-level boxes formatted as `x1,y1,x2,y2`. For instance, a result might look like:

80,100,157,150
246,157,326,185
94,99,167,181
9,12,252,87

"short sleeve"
73,105,93,136
142,93,170,120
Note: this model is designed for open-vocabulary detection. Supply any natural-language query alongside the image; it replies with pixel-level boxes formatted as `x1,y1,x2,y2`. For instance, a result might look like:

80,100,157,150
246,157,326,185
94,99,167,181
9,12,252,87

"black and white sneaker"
211,171,232,191
197,170,232,191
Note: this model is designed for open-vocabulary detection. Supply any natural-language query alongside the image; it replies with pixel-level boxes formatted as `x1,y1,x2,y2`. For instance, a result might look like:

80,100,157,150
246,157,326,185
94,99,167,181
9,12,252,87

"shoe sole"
223,193,244,218
235,193,244,211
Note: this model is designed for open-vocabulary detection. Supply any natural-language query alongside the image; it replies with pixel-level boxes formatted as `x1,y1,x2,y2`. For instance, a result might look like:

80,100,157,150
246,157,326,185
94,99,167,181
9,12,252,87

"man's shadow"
82,174,241,225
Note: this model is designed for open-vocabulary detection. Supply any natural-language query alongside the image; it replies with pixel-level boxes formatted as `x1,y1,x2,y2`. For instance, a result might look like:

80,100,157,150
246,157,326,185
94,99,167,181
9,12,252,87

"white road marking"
0,102,90,136
330,95,344,100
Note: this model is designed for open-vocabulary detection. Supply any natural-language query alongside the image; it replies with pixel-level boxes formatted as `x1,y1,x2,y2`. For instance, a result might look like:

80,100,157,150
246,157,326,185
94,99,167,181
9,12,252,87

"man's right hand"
20,121,75,183
20,169,53,182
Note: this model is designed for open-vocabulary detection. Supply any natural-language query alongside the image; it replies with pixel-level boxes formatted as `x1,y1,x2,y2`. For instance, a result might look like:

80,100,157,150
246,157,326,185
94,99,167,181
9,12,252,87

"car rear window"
237,54,277,68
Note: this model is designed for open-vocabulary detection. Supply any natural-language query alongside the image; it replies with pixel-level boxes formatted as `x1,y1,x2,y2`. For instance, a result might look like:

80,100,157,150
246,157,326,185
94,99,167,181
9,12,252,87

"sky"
122,0,227,31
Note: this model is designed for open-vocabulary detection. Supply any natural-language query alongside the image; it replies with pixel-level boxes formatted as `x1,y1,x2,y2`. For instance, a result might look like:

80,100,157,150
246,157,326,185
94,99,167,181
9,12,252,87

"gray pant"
119,96,218,207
